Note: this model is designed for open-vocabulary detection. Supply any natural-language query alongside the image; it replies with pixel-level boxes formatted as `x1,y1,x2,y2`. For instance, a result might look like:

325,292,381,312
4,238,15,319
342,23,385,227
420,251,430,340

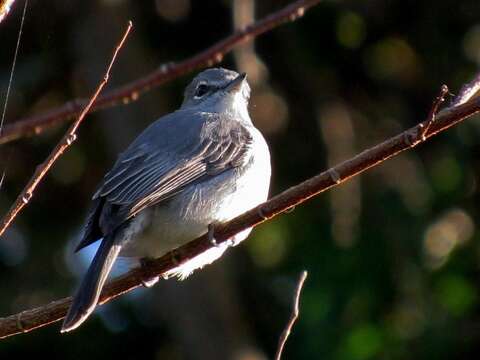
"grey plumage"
66,234,122,330
62,68,271,332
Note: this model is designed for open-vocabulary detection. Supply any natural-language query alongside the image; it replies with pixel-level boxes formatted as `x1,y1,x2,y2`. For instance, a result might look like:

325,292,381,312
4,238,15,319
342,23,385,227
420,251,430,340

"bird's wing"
77,111,252,251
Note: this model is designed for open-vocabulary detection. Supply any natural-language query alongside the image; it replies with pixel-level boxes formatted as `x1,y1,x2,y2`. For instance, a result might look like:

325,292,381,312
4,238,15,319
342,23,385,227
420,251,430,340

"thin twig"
0,150,11,192
0,82,479,338
0,0,27,195
0,0,323,145
0,0,27,137
0,21,133,238
275,271,308,360
418,84,449,141
0,171,5,192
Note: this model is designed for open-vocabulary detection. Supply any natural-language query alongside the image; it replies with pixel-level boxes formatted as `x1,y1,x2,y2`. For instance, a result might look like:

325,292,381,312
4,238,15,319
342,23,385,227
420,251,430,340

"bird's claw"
140,257,160,288
208,223,219,247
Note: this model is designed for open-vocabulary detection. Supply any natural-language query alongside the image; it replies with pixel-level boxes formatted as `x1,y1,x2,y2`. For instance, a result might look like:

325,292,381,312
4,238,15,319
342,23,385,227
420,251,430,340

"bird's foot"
139,257,160,288
258,206,268,219
142,277,159,288
208,223,219,247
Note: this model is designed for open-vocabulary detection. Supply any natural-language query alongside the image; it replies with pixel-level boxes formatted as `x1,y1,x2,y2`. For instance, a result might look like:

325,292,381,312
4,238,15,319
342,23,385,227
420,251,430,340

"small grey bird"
61,68,271,332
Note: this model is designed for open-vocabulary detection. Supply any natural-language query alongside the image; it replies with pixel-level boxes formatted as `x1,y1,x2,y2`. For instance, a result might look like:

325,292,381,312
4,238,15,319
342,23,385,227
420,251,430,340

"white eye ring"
194,83,209,99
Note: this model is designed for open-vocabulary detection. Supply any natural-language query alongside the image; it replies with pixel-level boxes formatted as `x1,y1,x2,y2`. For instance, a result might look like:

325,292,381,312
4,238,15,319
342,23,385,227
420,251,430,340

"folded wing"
76,111,252,251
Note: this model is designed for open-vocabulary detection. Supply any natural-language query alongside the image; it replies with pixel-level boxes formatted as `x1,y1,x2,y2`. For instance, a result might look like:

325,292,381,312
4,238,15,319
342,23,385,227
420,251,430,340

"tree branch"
275,271,308,360
0,0,16,24
0,21,133,237
0,81,480,338
451,72,480,107
0,0,323,145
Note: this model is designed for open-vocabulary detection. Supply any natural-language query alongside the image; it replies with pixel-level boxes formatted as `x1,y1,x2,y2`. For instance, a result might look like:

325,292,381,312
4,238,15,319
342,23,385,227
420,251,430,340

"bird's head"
181,68,251,119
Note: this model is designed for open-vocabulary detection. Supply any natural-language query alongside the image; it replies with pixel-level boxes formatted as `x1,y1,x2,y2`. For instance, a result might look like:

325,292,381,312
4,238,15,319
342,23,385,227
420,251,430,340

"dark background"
2,0,480,359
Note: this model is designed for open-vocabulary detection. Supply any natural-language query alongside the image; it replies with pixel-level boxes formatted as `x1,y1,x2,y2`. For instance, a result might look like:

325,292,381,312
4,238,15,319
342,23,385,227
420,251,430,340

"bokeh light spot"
423,208,474,269
336,12,366,49
364,37,419,83
463,25,480,65
247,222,288,268
156,0,190,23
435,275,477,316
430,155,462,194
340,324,384,360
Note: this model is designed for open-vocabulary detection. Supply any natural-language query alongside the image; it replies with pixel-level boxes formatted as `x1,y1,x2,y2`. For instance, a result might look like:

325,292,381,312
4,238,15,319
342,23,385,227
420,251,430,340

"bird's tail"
61,235,122,333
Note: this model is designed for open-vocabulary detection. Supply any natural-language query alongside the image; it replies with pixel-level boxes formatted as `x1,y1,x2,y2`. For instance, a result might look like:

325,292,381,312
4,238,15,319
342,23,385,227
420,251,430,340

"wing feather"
78,111,253,251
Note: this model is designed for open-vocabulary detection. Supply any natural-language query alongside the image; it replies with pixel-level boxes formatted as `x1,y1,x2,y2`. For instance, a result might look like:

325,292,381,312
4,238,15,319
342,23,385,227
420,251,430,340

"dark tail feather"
61,235,122,333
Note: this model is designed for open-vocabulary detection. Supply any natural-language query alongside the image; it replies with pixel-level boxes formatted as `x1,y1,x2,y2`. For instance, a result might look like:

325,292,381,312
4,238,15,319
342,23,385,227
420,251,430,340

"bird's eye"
194,83,209,98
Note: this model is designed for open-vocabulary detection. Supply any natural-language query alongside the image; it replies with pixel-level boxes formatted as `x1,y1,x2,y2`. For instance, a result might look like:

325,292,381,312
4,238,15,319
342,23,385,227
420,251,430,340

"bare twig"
419,85,449,140
0,171,5,191
0,81,480,338
0,151,11,192
275,271,308,360
0,0,323,145
0,0,27,137
0,21,133,238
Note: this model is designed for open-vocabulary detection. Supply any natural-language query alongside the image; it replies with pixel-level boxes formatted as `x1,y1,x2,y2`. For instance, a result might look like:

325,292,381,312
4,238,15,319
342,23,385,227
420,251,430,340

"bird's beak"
224,72,247,93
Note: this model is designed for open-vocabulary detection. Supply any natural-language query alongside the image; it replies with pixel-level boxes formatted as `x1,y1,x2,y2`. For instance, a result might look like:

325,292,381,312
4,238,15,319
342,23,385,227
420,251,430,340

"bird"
61,68,271,332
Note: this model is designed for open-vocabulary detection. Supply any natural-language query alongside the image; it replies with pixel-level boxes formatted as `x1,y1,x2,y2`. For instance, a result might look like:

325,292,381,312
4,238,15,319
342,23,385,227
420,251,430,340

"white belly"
121,127,271,279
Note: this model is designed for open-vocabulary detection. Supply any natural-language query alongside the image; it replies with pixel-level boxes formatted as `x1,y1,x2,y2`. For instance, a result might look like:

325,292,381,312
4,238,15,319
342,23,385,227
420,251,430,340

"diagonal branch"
0,0,323,145
0,21,133,238
0,82,480,339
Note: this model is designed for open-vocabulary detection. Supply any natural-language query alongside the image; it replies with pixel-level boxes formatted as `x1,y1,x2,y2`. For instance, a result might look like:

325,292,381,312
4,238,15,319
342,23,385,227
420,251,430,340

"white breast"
216,127,271,222
166,128,270,279
122,125,271,279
